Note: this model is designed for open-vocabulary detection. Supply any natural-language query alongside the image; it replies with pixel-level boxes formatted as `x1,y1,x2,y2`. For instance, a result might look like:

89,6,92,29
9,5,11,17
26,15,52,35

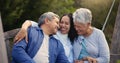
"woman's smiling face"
59,15,70,34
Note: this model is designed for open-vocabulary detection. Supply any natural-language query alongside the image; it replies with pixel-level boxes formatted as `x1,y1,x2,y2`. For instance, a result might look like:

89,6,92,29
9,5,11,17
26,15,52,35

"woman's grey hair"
73,8,92,24
38,12,59,26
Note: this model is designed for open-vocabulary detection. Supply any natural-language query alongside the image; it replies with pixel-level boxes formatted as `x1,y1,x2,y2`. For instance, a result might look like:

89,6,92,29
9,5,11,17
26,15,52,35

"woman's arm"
14,20,38,43
96,31,110,63
82,31,109,63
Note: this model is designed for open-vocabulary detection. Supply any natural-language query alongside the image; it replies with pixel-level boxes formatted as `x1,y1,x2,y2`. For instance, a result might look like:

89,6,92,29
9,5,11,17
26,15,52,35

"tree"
0,13,8,63
110,1,120,63
0,0,29,31
0,0,75,31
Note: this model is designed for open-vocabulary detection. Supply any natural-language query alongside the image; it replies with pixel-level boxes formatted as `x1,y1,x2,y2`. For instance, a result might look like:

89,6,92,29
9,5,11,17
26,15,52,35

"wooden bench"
4,28,120,63
4,28,20,63
110,54,120,63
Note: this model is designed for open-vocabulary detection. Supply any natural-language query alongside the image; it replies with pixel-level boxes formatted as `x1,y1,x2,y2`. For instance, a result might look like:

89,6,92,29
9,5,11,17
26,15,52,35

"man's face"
74,21,89,35
48,17,59,34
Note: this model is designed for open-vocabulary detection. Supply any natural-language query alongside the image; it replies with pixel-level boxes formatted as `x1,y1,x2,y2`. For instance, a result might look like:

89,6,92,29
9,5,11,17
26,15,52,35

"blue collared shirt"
12,27,69,63
31,21,74,63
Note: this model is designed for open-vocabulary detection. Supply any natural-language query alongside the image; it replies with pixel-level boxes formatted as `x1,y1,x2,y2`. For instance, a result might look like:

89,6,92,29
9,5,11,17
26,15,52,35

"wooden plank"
4,28,20,39
0,13,8,63
110,54,120,63
4,28,20,63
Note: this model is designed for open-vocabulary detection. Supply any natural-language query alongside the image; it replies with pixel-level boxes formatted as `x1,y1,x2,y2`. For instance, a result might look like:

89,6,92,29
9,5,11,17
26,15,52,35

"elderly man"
12,12,69,63
73,8,110,63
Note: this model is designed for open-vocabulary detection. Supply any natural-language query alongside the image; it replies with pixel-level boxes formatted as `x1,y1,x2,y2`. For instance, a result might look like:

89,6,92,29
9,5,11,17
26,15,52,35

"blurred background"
1,0,120,63
0,0,120,46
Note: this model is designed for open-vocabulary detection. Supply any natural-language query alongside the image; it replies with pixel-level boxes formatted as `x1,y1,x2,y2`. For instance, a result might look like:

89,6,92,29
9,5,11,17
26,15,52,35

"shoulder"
93,27,104,36
28,26,41,32
28,27,43,39
50,36,63,47
92,27,106,42
53,31,60,40
28,26,43,36
93,27,102,33
51,36,61,44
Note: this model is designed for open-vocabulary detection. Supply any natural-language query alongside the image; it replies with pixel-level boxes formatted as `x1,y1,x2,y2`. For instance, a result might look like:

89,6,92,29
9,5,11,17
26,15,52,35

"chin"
53,31,57,35
61,32,67,34
52,32,57,35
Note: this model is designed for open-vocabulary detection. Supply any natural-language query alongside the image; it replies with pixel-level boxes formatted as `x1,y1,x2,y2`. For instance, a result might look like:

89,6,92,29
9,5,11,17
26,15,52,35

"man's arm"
55,41,70,63
12,39,35,63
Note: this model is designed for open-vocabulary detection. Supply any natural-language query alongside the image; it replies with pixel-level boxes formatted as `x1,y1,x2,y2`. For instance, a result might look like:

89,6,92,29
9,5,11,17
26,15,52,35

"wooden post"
0,13,8,63
110,1,120,63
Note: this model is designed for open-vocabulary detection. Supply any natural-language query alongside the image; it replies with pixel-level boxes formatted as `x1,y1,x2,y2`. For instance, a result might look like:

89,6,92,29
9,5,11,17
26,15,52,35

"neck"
40,25,50,35
84,26,93,37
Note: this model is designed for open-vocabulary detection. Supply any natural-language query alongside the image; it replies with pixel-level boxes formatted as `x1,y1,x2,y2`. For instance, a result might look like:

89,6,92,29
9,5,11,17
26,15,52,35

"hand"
85,56,97,63
74,60,84,63
14,28,28,43
14,20,32,43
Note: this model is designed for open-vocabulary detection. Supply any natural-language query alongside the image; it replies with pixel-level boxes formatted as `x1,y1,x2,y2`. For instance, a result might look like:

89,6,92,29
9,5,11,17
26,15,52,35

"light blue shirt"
54,31,73,63
12,27,69,63
73,28,110,63
31,21,73,63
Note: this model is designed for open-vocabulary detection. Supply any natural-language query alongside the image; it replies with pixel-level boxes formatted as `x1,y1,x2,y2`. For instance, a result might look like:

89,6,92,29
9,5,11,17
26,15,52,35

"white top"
33,33,49,63
54,31,73,63
73,27,110,63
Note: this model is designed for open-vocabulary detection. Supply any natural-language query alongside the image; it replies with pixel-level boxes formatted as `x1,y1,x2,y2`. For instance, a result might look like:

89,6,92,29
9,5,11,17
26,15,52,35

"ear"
44,18,50,24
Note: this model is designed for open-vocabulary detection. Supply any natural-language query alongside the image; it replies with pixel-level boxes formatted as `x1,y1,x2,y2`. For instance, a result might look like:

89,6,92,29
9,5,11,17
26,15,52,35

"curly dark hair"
60,13,78,43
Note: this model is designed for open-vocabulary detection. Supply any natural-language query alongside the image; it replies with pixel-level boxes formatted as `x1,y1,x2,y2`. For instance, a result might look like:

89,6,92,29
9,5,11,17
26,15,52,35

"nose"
61,23,66,27
75,27,78,31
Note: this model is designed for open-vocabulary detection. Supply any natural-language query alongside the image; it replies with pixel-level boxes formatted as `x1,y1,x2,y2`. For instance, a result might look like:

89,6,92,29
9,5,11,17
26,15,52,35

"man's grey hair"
38,12,59,26
73,8,92,24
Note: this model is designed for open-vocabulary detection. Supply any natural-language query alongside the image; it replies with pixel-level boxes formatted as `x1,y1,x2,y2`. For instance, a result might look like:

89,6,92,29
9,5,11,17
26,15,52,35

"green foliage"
0,0,75,31
37,0,76,16
104,0,120,45
74,0,120,45
75,0,112,29
0,0,120,45
0,0,29,31
117,60,120,63
79,0,113,45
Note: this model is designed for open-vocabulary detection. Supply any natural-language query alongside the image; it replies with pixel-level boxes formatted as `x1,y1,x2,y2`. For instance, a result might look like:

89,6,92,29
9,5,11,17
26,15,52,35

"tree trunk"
110,1,120,63
0,13,8,63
